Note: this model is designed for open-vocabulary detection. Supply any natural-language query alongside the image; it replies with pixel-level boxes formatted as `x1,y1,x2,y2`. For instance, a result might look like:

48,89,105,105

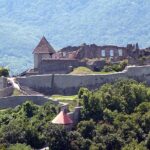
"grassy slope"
51,95,78,111
70,67,115,74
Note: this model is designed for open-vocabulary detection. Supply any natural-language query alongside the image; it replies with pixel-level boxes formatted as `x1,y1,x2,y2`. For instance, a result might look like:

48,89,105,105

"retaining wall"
39,59,86,74
16,65,150,95
0,77,7,89
0,86,14,98
0,96,53,109
0,95,82,126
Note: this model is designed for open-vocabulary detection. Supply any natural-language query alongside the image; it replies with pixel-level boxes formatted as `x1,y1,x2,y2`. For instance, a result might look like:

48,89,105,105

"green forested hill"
0,79,150,149
0,0,150,74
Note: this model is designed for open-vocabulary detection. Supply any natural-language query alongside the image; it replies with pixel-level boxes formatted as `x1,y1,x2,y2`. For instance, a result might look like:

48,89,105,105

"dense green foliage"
0,143,32,150
77,79,150,149
102,60,128,72
0,100,59,149
0,79,150,149
0,67,9,77
8,143,32,150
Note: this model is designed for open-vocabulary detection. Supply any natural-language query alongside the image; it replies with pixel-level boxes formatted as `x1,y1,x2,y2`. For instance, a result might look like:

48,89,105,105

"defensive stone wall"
0,96,51,109
0,95,82,125
68,106,82,125
0,77,7,89
0,86,14,98
17,65,150,95
39,59,86,74
17,74,54,94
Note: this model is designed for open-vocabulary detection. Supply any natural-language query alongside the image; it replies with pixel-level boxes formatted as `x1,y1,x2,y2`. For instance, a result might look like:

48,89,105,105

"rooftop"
51,111,73,125
33,36,56,54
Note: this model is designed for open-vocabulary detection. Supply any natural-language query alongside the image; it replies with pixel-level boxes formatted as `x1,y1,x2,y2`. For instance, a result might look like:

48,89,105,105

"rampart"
39,59,86,74
0,96,52,109
0,77,7,89
16,65,150,95
0,95,82,125
0,86,14,98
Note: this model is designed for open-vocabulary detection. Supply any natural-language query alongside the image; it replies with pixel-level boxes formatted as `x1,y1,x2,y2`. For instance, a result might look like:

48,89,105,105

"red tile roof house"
51,110,73,131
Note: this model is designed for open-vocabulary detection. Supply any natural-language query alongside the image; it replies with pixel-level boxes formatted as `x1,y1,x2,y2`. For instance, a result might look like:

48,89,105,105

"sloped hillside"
0,0,150,74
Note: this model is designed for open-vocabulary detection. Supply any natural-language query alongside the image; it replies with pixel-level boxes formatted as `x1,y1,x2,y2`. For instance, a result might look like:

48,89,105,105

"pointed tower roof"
52,111,73,125
33,36,56,54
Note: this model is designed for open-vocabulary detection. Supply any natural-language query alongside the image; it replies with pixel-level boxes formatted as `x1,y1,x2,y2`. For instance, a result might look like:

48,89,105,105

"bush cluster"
0,79,150,150
0,67,9,77
102,60,128,72
78,79,150,149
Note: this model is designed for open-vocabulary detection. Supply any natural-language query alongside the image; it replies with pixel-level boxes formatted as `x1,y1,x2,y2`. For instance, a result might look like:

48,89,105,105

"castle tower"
52,110,73,131
33,36,56,69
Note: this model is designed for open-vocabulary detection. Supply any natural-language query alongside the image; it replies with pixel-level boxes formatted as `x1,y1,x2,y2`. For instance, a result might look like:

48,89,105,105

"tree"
8,143,32,150
43,124,69,150
77,120,95,139
22,101,38,118
0,119,26,144
68,131,92,150
93,123,123,150
122,140,148,150
68,131,84,150
135,102,150,114
145,132,150,149
79,89,103,121
0,67,9,77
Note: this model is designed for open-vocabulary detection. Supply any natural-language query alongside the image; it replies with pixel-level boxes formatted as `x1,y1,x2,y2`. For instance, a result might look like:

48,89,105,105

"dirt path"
7,77,43,96
7,77,21,91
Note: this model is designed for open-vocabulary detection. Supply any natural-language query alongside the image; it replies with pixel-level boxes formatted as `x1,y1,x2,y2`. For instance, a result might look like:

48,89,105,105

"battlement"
32,37,150,75
17,65,150,95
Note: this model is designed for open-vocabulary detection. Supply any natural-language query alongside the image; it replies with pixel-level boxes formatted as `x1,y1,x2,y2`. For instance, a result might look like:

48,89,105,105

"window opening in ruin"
101,50,106,57
118,49,123,56
110,50,114,57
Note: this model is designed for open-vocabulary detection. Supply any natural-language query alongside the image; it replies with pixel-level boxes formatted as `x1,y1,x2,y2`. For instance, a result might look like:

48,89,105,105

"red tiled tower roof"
33,36,56,54
52,111,73,125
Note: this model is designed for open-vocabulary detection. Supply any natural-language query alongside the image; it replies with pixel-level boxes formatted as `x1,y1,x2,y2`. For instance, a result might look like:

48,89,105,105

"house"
51,110,73,131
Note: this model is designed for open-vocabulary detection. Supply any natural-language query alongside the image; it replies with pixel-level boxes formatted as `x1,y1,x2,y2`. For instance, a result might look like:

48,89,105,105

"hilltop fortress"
0,37,150,108
10,36,149,95
26,36,150,75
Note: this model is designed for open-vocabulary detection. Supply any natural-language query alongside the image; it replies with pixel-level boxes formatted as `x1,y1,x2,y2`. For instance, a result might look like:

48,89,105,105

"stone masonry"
17,65,150,95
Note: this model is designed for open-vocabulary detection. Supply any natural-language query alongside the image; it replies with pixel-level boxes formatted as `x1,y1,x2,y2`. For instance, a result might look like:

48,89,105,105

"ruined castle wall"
0,96,50,109
126,65,150,84
51,72,126,95
0,86,14,98
17,74,54,94
0,77,7,89
17,65,150,95
76,45,128,60
39,59,86,74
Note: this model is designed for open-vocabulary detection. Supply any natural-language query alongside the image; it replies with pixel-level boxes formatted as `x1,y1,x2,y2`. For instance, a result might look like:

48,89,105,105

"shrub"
0,67,9,77
102,60,128,72
8,143,32,150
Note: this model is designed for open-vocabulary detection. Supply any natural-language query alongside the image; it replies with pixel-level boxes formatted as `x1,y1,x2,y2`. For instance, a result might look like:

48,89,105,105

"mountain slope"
0,0,150,74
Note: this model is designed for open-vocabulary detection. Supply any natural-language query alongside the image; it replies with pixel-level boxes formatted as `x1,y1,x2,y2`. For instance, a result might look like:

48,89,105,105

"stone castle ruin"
1,37,150,128
24,36,150,75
